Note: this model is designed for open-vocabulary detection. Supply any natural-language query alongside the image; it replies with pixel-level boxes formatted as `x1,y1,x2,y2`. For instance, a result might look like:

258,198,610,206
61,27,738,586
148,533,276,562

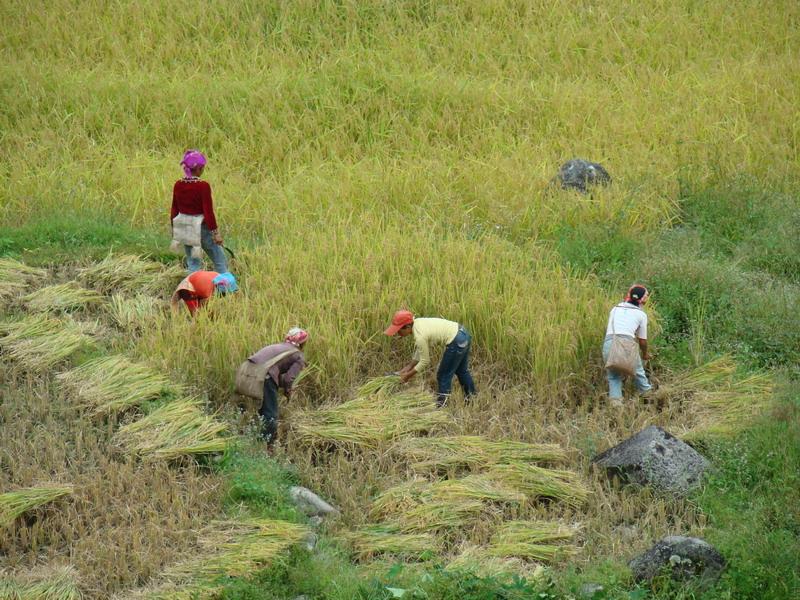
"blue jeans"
602,335,652,399
436,328,476,406
185,223,228,274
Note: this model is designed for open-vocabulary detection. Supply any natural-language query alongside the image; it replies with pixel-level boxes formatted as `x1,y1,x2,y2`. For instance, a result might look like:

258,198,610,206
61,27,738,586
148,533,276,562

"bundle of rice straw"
653,355,774,438
487,520,576,563
0,565,82,600
113,582,221,600
0,315,96,370
57,355,177,415
291,390,450,448
484,463,589,508
356,375,402,396
23,282,103,313
446,544,546,580
106,294,164,332
686,372,774,439
394,435,568,472
164,519,309,581
78,254,184,296
370,475,524,523
0,258,47,302
0,484,75,527
113,399,230,461
344,524,439,560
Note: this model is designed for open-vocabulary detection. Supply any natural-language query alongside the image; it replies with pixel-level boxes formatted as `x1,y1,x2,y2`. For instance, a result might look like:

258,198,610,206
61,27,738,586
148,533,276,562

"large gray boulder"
591,426,709,496
555,158,612,193
629,536,725,583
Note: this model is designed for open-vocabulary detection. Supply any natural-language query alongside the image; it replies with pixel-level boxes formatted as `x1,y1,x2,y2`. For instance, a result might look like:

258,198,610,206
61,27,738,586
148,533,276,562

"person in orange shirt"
171,271,238,315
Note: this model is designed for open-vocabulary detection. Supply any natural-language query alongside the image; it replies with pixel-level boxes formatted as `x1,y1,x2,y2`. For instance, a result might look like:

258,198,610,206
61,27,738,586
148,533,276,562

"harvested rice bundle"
395,497,486,532
164,519,309,581
687,371,774,438
292,390,450,448
106,294,165,332
487,520,576,563
0,259,47,301
114,399,230,461
23,282,103,313
57,355,176,415
446,544,546,580
114,582,221,600
395,435,568,472
0,484,75,527
356,375,401,396
78,254,184,296
344,524,439,559
485,463,589,508
8,566,82,600
0,315,96,370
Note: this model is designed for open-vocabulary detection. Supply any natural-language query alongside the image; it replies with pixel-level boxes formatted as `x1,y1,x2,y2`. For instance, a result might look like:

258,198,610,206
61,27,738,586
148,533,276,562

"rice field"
2,0,798,596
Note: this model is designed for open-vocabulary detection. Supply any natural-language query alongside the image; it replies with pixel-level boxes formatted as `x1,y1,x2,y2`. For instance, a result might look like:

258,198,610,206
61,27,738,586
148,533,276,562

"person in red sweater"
170,150,228,273
170,271,238,316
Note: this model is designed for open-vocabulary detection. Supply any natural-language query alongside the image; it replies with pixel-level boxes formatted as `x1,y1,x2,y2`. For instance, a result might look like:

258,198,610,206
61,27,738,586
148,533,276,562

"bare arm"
638,338,650,361
399,360,419,383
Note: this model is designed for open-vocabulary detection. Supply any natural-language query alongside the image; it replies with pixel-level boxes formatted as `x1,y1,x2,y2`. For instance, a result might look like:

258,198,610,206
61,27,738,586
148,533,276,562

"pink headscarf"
285,327,309,347
180,150,207,178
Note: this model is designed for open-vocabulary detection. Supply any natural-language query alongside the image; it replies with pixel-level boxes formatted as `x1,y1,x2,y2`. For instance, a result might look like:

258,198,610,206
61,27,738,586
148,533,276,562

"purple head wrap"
180,150,207,178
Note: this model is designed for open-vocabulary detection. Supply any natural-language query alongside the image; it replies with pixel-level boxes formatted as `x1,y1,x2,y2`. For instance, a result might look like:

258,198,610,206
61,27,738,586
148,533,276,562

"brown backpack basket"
235,349,298,400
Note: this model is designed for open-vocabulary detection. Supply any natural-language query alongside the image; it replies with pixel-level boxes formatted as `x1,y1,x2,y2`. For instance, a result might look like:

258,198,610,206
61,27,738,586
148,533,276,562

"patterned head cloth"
212,272,238,294
285,327,309,346
625,284,649,306
180,149,207,178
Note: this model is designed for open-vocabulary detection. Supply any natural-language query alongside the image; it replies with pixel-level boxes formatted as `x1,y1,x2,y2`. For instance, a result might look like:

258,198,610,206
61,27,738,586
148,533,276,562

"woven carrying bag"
171,213,203,246
604,307,641,377
235,349,298,399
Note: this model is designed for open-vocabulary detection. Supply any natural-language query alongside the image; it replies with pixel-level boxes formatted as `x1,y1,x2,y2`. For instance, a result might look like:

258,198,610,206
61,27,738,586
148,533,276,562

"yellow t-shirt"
412,317,460,373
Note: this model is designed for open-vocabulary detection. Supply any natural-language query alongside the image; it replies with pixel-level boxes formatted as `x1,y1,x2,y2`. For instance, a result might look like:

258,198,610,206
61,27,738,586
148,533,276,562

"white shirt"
605,302,647,339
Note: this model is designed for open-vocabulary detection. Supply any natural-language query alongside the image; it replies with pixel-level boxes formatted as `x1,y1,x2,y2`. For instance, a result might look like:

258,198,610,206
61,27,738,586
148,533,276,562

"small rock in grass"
629,536,725,584
555,158,612,193
579,582,605,598
289,485,340,517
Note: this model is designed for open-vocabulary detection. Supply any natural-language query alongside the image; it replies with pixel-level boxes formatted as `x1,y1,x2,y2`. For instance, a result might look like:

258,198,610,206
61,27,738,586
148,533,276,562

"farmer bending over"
602,284,652,406
170,149,228,273
385,310,476,407
170,270,238,316
247,328,308,446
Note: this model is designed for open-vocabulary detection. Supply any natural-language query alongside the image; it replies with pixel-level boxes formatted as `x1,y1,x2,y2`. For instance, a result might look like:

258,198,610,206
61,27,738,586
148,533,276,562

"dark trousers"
436,328,476,406
260,378,280,444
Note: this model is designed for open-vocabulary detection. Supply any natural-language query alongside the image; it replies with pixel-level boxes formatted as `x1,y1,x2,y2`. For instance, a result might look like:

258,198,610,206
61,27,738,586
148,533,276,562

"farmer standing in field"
242,328,309,447
384,310,476,407
169,149,229,274
170,270,238,316
602,284,653,406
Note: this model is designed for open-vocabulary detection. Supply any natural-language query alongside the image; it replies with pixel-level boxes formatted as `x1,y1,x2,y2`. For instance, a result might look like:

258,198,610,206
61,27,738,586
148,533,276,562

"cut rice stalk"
0,315,97,370
113,399,231,461
446,544,546,580
78,254,184,296
57,355,177,415
113,582,221,600
163,519,309,582
344,524,439,560
488,520,576,563
395,435,568,472
0,259,47,302
0,484,75,527
106,294,165,332
23,282,103,313
356,375,401,397
485,463,589,508
292,389,450,448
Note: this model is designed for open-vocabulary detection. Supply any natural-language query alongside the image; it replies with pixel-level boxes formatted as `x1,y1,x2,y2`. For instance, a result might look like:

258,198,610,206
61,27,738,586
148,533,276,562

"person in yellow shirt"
385,310,476,407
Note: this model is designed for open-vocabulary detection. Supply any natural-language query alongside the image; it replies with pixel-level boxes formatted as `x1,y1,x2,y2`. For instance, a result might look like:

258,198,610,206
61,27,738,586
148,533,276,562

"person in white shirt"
602,284,653,405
